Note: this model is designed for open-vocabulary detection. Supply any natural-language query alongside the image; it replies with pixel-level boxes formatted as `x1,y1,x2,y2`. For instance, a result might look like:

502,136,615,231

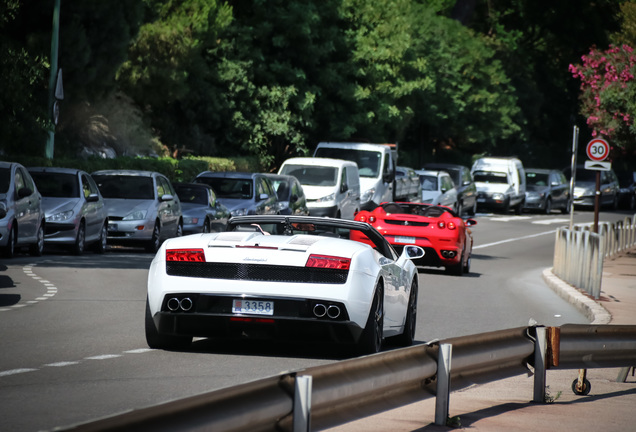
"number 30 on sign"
586,138,610,162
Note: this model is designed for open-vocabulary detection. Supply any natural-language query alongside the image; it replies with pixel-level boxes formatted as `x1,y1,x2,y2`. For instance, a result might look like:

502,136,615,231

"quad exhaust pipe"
167,297,193,312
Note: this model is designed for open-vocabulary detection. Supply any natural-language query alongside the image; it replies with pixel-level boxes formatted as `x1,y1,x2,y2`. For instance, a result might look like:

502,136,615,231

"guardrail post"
533,327,548,403
435,343,452,426
293,375,312,432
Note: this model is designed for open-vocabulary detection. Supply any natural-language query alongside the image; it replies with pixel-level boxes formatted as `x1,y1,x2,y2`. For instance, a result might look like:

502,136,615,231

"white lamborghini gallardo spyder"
145,215,424,355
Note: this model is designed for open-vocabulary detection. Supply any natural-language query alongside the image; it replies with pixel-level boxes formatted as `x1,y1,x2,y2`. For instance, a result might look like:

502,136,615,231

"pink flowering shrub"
569,44,636,147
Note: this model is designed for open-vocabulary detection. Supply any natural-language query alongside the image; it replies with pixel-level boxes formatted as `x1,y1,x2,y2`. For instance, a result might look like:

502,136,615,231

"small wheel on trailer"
571,378,591,395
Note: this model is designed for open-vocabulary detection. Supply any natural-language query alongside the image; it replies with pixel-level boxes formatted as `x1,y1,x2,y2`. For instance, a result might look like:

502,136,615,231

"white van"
278,157,361,219
471,157,526,214
313,142,397,210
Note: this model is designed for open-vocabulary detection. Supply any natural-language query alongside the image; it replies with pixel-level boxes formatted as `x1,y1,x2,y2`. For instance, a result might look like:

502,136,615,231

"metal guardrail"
553,215,636,298
60,324,636,432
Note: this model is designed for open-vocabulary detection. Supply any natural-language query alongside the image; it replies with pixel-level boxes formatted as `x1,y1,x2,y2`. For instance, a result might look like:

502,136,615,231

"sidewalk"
327,249,636,432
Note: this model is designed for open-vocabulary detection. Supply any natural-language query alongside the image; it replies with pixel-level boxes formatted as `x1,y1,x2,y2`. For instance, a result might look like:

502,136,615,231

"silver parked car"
173,182,230,234
0,161,45,258
92,170,183,252
28,167,108,254
523,168,571,214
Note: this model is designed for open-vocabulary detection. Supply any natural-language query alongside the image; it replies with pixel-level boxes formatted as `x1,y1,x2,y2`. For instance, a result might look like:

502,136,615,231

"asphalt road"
0,209,631,431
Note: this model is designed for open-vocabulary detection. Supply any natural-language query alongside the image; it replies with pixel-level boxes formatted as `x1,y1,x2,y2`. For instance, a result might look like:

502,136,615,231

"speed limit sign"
586,138,610,161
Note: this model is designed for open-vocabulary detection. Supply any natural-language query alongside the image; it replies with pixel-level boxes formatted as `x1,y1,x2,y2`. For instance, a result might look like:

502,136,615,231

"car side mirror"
86,194,100,202
403,245,425,260
259,193,269,201
17,187,33,198
160,194,174,202
465,218,477,226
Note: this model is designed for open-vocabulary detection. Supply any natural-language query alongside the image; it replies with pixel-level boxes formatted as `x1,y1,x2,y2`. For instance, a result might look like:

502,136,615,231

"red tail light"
306,254,351,270
369,216,376,223
166,249,206,262
437,221,446,229
357,215,367,222
447,221,457,230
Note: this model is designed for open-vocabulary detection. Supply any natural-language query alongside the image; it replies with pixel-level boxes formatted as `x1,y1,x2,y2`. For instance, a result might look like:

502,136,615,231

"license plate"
477,198,486,203
395,236,415,244
232,299,274,316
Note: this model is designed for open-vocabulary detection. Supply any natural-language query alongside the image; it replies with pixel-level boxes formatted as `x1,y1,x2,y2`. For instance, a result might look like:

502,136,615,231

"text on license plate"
232,299,274,315
395,236,415,244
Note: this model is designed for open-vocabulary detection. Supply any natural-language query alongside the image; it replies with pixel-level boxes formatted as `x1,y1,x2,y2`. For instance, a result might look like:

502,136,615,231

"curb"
542,268,611,325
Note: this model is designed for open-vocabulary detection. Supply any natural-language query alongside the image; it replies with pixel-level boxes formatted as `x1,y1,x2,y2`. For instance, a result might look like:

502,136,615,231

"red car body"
352,202,476,275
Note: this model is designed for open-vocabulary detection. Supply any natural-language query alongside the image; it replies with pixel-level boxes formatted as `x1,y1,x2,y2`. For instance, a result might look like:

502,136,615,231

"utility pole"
46,0,61,159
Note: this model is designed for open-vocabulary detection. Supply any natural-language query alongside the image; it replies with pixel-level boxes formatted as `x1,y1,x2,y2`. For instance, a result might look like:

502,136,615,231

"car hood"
574,180,596,189
302,185,337,200
475,182,512,194
103,199,154,217
41,197,81,215
216,198,255,211
526,185,550,193
420,191,442,202
180,203,209,216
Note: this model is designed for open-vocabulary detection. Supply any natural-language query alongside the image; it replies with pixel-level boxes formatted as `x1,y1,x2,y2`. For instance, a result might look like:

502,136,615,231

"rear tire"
357,285,384,355
449,251,465,276
2,224,16,258
391,280,417,347
29,222,44,256
93,222,108,253
145,298,192,350
72,221,86,255
145,223,161,253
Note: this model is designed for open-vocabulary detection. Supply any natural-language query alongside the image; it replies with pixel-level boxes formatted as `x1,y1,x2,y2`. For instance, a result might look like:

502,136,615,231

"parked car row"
0,161,314,257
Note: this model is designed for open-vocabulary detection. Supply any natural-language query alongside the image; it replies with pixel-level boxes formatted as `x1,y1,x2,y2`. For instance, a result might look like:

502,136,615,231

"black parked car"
193,172,279,217
422,163,477,215
523,168,570,214
262,173,310,216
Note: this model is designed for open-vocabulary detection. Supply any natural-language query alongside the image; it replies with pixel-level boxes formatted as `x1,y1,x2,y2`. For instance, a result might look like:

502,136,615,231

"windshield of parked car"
280,165,337,187
93,175,155,200
313,148,381,178
174,185,208,205
473,171,508,183
526,172,549,187
419,175,438,191
0,168,10,194
196,177,253,199
30,172,79,198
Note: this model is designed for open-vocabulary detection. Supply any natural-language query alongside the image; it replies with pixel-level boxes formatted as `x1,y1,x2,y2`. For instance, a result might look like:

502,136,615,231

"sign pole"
569,126,579,230
593,171,600,234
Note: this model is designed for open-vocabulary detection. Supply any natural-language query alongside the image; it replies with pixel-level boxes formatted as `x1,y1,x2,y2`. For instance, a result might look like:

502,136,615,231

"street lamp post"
46,0,61,159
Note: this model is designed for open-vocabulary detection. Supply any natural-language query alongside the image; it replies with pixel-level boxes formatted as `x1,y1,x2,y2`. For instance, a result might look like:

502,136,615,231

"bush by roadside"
7,155,264,183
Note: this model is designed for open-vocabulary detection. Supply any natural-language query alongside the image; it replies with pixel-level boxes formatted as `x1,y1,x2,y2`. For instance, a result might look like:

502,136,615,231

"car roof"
173,182,213,190
423,163,465,170
92,170,158,177
196,171,261,180
281,157,357,168
415,169,448,177
525,168,553,174
28,166,84,175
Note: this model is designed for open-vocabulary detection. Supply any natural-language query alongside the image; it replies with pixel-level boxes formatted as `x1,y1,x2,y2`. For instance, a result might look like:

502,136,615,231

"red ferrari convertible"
352,202,477,275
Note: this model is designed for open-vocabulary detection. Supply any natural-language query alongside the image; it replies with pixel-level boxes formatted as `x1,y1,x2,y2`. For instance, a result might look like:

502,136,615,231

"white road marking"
44,361,80,367
0,368,38,377
533,218,570,225
473,230,556,249
85,354,123,361
1,262,58,313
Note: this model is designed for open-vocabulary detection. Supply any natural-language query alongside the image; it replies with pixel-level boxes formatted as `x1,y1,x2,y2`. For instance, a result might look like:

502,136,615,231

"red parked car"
352,202,476,275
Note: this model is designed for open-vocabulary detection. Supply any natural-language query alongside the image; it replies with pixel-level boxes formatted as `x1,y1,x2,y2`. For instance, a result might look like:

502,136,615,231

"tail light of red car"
437,221,457,230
